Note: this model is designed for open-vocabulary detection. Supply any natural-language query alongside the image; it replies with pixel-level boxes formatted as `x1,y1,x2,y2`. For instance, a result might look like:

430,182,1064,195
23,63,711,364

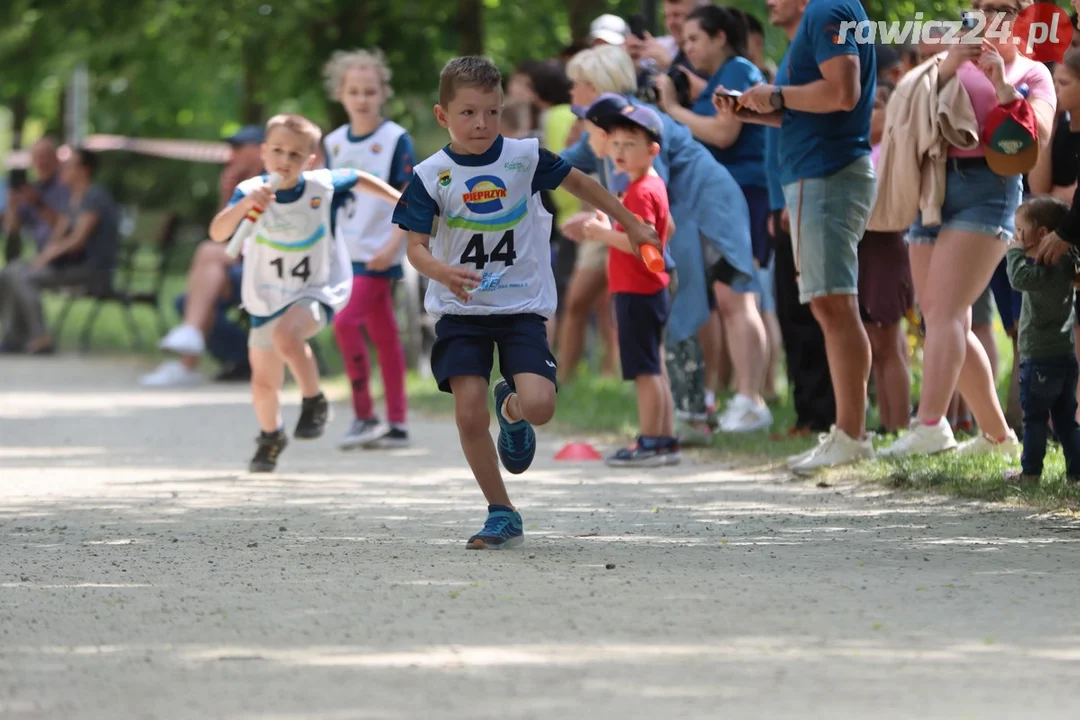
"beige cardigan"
867,55,980,232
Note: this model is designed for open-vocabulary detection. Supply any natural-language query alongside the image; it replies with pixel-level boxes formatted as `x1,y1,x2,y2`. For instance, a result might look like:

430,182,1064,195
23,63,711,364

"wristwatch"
770,87,785,111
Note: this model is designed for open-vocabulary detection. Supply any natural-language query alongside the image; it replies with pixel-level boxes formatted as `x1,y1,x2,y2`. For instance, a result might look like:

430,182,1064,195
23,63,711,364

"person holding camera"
654,5,772,434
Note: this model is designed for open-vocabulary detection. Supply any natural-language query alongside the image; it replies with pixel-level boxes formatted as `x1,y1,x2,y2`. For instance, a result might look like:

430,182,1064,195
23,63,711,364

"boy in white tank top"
392,57,661,550
209,114,401,473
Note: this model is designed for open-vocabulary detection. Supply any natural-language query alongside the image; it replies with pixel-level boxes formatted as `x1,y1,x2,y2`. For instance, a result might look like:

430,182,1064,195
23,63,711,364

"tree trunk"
456,0,484,56
569,0,606,43
10,94,29,150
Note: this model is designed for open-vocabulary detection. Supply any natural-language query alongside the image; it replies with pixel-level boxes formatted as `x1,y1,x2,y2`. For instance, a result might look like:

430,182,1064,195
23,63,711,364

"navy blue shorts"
741,184,773,267
613,290,670,380
430,313,557,394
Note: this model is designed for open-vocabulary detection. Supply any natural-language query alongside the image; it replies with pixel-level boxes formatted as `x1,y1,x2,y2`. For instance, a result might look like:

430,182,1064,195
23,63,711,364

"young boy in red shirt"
577,100,679,466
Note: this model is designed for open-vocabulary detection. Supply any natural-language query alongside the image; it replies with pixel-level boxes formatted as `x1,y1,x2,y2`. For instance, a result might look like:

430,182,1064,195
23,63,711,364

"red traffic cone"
555,441,602,461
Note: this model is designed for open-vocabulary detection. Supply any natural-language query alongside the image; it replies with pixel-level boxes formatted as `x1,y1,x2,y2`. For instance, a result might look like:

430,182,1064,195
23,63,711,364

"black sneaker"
250,430,288,472
363,426,410,449
295,392,330,439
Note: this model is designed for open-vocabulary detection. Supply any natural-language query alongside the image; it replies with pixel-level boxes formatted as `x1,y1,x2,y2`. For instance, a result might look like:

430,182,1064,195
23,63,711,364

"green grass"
828,444,1080,511
28,273,1080,510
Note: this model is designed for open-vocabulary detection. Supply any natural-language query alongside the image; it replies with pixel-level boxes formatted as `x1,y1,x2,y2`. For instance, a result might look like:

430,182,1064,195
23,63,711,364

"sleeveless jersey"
324,121,409,263
411,137,557,319
237,170,352,319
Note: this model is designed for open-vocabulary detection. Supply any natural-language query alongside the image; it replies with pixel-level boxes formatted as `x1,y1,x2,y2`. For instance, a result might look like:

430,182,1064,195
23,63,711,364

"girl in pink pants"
323,49,414,449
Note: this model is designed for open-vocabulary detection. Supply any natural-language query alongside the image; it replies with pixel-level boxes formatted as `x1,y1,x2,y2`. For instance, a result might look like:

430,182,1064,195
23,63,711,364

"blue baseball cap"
225,125,265,146
582,93,663,145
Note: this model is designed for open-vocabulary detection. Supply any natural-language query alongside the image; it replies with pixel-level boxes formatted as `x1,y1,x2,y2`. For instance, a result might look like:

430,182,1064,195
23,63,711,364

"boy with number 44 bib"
392,57,661,550
210,114,401,473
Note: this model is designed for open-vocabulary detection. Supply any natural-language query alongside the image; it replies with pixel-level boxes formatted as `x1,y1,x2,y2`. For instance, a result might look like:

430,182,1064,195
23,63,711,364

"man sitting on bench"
0,147,119,354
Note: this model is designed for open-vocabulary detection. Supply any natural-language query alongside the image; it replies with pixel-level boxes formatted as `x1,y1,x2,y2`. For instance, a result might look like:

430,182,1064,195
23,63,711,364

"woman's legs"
712,282,767,405
910,231,1009,439
866,322,911,432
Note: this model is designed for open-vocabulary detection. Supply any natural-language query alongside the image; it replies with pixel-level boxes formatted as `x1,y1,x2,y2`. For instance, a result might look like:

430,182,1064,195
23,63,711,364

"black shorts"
430,313,557,394
613,290,670,380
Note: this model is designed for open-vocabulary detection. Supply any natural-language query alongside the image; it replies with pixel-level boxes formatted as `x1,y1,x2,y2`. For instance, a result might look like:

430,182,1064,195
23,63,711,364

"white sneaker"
789,426,875,476
139,360,204,387
720,398,773,433
878,418,957,458
786,433,828,470
957,429,1021,457
159,324,205,356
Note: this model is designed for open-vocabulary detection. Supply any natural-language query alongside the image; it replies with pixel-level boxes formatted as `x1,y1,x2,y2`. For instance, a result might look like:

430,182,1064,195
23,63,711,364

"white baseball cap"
588,14,629,46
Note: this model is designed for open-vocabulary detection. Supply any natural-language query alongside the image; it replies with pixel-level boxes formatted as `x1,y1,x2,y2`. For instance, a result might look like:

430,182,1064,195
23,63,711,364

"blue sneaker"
467,506,524,550
492,377,536,474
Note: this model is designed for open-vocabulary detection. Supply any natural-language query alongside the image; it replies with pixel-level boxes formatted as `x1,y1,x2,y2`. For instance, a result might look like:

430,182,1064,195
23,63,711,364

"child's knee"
519,385,556,425
271,325,306,355
455,401,491,437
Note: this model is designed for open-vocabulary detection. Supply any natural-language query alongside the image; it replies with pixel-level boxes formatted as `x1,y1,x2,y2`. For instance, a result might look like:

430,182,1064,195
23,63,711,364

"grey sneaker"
339,418,382,450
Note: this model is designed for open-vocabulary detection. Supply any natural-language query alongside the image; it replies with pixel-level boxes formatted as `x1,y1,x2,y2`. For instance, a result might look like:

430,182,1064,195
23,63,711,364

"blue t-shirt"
777,0,875,187
764,54,791,212
392,135,571,235
692,56,767,189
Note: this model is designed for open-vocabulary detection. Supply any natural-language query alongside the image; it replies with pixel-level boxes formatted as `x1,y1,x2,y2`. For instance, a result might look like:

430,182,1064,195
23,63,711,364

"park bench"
52,212,179,352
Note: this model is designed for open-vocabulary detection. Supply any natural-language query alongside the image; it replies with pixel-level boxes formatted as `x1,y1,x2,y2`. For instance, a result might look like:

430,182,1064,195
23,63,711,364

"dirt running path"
2,356,1080,719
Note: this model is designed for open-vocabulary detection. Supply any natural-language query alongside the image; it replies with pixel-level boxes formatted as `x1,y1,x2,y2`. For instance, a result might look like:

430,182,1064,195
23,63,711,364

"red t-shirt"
608,172,670,295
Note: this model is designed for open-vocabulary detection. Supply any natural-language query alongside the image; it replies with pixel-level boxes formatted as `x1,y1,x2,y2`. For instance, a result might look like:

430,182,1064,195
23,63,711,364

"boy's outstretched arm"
560,169,660,258
332,168,401,205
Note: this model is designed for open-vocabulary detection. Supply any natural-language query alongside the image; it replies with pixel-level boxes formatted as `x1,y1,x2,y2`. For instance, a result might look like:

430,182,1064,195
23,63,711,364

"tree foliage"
2,0,1062,220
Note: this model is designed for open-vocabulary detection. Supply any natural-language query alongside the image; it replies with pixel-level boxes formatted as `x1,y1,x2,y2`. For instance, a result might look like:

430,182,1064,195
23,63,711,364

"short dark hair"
439,56,503,107
73,148,99,177
1019,195,1069,232
605,117,655,144
687,5,748,59
526,60,572,107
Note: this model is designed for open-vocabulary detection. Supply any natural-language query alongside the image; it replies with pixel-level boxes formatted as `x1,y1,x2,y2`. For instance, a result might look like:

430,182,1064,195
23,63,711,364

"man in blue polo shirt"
723,0,876,473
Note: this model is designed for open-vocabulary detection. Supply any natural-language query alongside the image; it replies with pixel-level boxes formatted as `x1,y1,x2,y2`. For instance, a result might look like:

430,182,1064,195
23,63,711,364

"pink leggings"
333,275,407,425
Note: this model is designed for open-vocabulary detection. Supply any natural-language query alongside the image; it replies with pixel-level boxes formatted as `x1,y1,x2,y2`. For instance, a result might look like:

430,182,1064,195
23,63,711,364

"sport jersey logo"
461,175,509,214
438,169,452,186
371,143,383,154
310,197,321,209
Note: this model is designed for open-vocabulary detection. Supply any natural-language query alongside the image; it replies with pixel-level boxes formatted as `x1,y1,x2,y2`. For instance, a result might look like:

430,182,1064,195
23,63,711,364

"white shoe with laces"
957,429,1021,457
720,397,773,433
139,360,204,387
877,418,957,458
159,324,205,356
789,426,875,476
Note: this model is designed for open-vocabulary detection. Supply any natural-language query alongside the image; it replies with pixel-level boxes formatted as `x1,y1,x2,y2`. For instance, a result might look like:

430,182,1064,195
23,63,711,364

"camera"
636,66,693,108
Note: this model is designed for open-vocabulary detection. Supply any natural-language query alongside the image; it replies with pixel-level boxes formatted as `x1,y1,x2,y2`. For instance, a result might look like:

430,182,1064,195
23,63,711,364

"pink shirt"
870,143,881,172
948,55,1054,158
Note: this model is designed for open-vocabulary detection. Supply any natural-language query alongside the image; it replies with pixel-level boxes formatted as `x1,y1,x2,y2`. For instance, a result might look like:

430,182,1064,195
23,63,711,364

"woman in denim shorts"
879,4,1055,458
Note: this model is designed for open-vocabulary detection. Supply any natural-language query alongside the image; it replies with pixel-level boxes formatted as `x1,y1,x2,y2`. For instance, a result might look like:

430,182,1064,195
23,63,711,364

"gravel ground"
2,355,1080,720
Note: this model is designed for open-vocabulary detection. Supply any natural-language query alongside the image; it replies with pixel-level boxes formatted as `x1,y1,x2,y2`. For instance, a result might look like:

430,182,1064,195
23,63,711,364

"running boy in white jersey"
209,114,401,473
323,49,416,451
392,57,660,549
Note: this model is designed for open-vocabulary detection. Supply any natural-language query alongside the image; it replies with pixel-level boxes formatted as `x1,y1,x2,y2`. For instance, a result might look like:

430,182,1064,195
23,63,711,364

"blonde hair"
566,45,638,95
323,48,394,101
265,114,322,153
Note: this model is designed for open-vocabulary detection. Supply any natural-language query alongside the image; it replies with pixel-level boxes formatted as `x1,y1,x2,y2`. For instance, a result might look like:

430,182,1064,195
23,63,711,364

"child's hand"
560,211,596,242
366,245,397,272
437,264,484,302
624,216,662,260
245,184,274,212
583,212,612,240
